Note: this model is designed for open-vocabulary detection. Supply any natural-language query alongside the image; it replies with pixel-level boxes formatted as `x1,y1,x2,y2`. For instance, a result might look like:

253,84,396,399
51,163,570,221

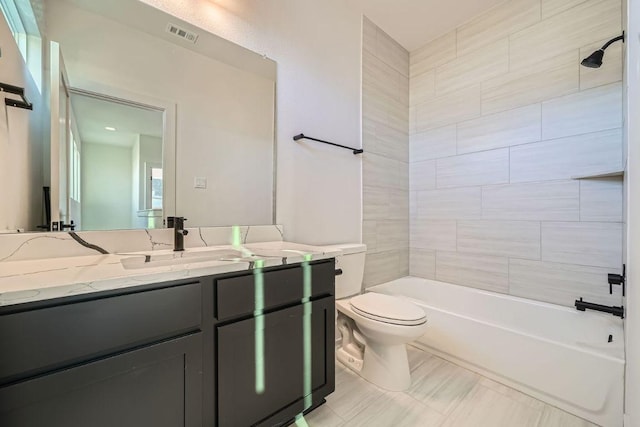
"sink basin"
120,248,247,269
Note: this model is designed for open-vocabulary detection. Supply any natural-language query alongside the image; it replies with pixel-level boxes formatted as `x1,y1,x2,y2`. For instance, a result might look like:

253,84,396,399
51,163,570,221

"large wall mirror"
1,0,276,232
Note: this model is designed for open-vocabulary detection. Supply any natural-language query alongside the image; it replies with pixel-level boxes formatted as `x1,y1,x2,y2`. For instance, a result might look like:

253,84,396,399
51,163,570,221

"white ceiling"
70,93,163,147
350,0,506,52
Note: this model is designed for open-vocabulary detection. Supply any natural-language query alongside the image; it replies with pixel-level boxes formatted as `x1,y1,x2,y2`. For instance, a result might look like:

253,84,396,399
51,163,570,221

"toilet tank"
329,244,366,299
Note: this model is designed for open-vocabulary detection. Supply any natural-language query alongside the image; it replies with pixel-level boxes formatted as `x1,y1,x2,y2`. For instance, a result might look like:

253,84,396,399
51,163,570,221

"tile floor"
297,345,598,427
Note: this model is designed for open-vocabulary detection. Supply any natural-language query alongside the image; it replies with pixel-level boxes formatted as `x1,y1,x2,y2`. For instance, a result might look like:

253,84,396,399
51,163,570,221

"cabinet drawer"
0,282,202,385
215,259,334,321
0,333,203,427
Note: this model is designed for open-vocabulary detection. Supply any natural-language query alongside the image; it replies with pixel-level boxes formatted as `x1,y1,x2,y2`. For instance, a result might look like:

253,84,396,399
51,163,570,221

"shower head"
580,33,624,69
581,49,605,68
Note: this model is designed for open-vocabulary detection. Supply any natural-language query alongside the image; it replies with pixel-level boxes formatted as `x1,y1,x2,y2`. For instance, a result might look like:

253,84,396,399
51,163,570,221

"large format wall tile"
509,0,622,71
481,51,579,115
364,249,410,288
541,83,622,140
437,148,509,188
435,39,509,95
541,0,587,19
363,152,409,190
410,160,437,191
436,251,509,293
410,220,457,251
541,222,623,268
363,51,406,104
580,37,623,90
482,180,580,221
363,19,409,287
374,220,409,253
456,104,541,155
411,125,457,161
410,248,436,279
416,187,481,220
509,258,621,306
416,85,482,131
410,31,456,77
411,69,436,106
404,0,623,308
510,129,623,183
456,0,541,56
580,178,623,222
364,186,408,221
457,220,541,259
363,118,409,163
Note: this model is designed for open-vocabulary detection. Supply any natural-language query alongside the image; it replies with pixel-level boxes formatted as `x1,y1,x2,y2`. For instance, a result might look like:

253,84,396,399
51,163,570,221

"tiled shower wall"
362,18,410,287
409,0,624,307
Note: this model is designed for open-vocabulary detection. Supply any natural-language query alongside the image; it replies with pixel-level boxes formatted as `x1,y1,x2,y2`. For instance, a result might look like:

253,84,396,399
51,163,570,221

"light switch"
194,176,207,189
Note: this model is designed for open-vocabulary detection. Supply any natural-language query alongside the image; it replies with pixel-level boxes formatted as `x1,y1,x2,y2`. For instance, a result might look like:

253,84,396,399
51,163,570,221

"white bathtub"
369,276,625,427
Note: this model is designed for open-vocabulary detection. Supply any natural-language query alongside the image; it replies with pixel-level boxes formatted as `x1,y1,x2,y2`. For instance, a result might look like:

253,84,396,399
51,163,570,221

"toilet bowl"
330,244,428,391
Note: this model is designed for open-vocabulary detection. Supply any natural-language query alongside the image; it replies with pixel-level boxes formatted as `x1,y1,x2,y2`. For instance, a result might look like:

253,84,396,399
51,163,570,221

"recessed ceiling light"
105,126,117,131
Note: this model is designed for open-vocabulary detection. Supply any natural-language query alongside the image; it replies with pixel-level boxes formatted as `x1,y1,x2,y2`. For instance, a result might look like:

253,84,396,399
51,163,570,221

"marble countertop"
0,241,342,307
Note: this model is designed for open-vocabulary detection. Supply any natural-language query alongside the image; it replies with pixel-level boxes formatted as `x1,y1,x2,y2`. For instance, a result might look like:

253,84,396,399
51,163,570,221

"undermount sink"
120,248,249,269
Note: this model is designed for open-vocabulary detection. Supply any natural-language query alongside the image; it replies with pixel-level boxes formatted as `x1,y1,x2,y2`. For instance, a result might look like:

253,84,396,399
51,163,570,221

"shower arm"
600,34,624,51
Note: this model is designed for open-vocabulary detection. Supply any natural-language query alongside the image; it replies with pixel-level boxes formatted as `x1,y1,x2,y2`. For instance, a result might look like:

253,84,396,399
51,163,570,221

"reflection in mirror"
69,91,164,231
0,0,276,233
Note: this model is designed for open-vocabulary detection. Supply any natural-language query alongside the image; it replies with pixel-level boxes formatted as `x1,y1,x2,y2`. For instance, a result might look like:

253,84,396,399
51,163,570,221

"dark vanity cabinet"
0,258,336,427
212,260,335,427
0,282,204,427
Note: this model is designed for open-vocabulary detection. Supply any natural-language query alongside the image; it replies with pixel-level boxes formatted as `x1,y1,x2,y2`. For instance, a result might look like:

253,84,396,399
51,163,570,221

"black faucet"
170,217,188,251
575,298,624,319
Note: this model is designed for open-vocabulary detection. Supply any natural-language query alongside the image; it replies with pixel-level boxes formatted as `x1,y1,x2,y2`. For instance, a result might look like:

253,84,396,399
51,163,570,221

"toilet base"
360,342,411,391
338,340,412,392
337,347,364,373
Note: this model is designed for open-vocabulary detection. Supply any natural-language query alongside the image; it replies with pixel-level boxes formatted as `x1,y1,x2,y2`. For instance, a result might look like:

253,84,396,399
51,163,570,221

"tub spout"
575,298,624,319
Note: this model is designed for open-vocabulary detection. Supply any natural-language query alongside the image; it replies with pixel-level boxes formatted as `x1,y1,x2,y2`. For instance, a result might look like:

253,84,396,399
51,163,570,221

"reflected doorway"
68,91,165,231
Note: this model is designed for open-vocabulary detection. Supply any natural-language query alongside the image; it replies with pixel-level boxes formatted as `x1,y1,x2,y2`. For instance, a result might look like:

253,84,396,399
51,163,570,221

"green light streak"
302,253,313,411
254,258,265,394
294,413,309,427
231,225,242,247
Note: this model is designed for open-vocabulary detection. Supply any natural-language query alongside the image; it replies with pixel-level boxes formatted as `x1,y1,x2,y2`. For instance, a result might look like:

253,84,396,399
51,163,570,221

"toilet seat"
350,293,426,326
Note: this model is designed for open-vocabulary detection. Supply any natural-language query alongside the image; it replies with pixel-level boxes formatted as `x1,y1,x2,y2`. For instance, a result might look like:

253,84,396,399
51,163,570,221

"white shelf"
571,170,624,180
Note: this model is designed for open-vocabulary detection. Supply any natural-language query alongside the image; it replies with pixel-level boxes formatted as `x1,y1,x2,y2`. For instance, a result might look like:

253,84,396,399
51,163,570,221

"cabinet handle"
335,269,343,276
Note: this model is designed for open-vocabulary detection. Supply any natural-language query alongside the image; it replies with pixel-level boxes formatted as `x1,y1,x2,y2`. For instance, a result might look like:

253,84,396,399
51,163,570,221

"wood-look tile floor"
296,346,598,427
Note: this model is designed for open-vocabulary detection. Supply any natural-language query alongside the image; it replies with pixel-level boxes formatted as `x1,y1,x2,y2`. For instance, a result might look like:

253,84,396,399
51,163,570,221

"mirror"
0,0,276,232
70,91,165,231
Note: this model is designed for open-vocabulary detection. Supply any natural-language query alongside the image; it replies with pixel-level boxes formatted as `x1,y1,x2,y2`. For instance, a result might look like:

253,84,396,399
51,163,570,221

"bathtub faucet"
575,298,624,319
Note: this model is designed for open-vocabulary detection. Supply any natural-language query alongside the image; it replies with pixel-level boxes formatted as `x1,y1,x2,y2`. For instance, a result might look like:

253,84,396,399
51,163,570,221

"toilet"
331,244,428,391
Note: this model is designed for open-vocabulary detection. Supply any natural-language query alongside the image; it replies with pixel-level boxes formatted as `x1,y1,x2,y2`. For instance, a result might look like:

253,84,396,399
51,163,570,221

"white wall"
81,143,133,230
408,0,624,308
136,0,363,245
0,12,45,232
624,0,640,423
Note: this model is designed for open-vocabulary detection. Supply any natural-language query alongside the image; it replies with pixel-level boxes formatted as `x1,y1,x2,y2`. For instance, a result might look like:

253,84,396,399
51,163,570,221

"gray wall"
362,17,410,287
409,0,624,307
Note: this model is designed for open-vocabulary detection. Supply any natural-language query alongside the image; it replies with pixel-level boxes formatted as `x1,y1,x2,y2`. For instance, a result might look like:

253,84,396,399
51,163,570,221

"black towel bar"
293,133,363,155
0,82,33,110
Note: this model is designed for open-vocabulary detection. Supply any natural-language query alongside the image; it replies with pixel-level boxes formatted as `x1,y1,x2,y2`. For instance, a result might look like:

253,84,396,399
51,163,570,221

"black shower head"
580,33,624,69
581,49,605,68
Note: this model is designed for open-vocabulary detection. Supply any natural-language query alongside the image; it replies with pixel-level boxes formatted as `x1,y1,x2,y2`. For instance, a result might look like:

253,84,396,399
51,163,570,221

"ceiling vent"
166,23,199,44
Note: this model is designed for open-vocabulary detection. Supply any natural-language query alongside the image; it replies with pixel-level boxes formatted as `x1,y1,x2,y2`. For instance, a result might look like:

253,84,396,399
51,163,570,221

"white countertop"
0,242,342,307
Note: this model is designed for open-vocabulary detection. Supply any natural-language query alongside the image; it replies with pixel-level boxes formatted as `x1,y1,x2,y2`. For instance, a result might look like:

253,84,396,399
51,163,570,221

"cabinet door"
217,297,334,427
0,334,202,427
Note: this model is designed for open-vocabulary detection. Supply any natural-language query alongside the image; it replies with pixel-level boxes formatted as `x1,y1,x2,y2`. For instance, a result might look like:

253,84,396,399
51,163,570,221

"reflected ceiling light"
104,126,117,131
581,33,624,68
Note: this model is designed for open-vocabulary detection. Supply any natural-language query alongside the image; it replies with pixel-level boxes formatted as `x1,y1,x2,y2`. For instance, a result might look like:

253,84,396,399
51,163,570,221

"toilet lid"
350,293,426,326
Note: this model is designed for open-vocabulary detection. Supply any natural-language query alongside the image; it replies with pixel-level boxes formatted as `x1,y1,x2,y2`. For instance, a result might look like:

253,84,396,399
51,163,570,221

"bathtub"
369,276,625,427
